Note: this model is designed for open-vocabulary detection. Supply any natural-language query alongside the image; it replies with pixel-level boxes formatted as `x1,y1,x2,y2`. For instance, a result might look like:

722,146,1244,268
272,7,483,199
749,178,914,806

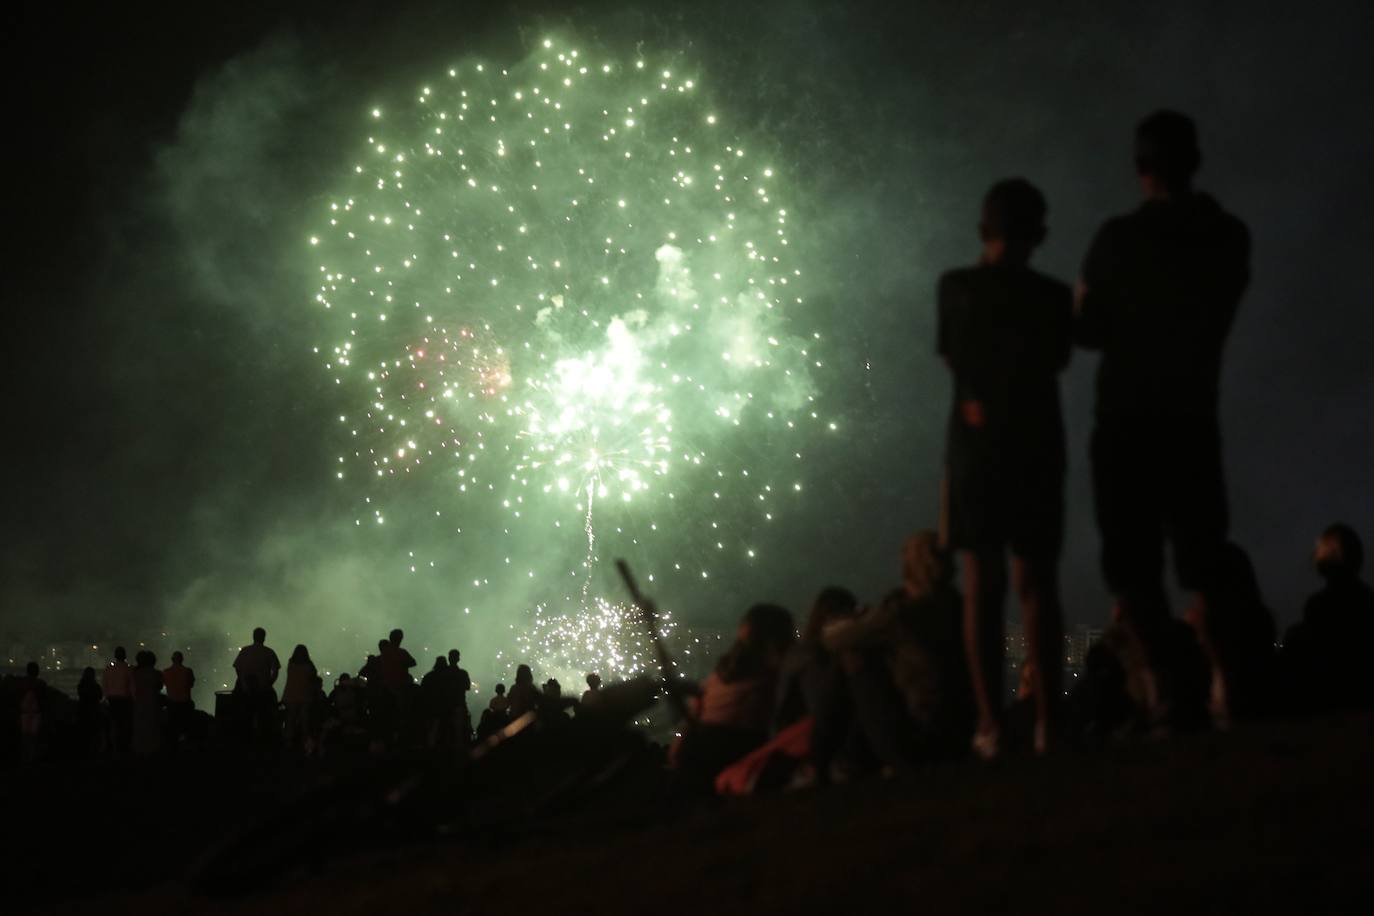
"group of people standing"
665,109,1371,790
939,109,1253,756
227,626,478,755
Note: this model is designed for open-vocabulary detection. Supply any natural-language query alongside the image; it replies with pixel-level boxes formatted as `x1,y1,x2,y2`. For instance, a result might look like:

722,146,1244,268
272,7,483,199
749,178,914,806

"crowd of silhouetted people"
4,111,1373,796
2,519,1372,787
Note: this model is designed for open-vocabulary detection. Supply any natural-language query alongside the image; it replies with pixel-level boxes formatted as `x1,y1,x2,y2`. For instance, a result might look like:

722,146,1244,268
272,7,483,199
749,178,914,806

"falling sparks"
312,36,828,679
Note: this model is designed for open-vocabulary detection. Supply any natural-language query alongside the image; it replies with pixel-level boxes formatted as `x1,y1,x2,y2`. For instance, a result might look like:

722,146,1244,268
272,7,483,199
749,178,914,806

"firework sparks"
311,36,827,679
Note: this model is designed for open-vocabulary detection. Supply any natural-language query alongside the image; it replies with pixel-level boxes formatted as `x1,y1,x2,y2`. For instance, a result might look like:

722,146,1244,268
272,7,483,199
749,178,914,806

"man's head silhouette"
980,178,1048,247
1135,110,1200,191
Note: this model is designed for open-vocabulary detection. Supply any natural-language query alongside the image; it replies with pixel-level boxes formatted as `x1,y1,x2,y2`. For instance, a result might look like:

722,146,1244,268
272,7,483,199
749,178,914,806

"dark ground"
12,715,1374,915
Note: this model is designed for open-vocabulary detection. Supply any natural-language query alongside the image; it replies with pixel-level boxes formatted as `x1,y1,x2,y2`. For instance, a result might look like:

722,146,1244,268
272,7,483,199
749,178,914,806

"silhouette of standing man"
233,627,281,745
1076,111,1250,721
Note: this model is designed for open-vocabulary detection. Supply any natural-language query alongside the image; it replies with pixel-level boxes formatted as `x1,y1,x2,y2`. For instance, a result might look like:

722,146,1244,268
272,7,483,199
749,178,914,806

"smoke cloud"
6,1,1372,697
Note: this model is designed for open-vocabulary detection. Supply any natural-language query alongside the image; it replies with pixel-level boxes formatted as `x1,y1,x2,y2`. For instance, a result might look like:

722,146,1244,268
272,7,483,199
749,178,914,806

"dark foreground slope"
15,715,1374,915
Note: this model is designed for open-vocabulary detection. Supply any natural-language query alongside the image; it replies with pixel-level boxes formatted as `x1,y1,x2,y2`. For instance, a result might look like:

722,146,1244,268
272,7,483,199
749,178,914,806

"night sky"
4,0,1372,686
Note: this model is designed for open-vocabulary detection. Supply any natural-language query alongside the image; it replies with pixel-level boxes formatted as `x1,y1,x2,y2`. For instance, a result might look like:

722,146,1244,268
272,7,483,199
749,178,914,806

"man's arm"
938,272,986,427
1074,224,1116,350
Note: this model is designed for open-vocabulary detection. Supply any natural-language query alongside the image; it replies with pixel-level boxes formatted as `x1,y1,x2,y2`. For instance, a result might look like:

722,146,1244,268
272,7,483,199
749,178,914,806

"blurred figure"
672,603,796,791
488,682,510,715
378,629,417,747
446,649,473,743
421,656,453,749
162,651,196,749
1283,524,1374,711
938,177,1071,757
581,672,603,710
360,639,394,748
1186,543,1277,723
1076,110,1250,724
507,665,540,719
17,662,48,763
102,646,136,754
233,627,281,747
329,673,362,727
323,673,367,754
282,644,318,754
131,650,163,755
538,677,579,723
379,629,417,691
823,533,974,769
478,681,511,747
359,640,387,683
775,586,857,779
76,666,104,756
477,682,510,740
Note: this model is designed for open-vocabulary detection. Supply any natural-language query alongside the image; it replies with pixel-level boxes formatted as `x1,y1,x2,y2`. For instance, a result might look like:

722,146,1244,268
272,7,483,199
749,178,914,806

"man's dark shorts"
948,439,1065,560
1091,417,1228,593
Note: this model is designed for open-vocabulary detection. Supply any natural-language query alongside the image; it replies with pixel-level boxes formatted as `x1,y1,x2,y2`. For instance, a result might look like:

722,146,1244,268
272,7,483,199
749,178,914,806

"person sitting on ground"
938,177,1071,758
1075,596,1211,742
779,587,860,773
823,532,974,769
1283,523,1374,711
1185,543,1277,723
671,603,796,791
233,627,281,745
282,644,318,754
162,651,196,749
131,650,163,755
102,646,136,754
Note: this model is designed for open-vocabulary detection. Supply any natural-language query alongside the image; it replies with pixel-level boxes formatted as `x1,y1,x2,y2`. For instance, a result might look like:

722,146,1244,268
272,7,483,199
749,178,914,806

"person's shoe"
971,727,1000,761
